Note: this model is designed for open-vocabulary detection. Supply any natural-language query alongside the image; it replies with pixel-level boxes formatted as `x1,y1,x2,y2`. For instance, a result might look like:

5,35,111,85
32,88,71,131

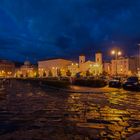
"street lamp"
111,49,122,76
137,44,140,74
111,50,115,55
118,51,122,56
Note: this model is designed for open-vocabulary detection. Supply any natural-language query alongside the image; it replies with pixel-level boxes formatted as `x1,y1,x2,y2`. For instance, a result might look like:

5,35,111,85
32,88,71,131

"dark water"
0,80,140,140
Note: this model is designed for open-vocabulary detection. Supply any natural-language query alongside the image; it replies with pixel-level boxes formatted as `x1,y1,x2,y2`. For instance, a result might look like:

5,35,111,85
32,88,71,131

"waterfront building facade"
103,62,112,75
78,52,103,76
16,61,37,77
0,60,15,77
103,62,111,75
38,58,72,77
67,63,79,77
111,57,137,76
38,52,103,77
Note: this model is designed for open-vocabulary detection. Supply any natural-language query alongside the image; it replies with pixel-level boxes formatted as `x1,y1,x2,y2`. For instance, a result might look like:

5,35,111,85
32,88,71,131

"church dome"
24,61,30,66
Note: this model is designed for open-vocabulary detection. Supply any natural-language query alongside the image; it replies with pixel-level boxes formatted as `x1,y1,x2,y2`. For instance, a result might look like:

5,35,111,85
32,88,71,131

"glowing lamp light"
111,50,122,56
111,50,115,55
118,51,122,56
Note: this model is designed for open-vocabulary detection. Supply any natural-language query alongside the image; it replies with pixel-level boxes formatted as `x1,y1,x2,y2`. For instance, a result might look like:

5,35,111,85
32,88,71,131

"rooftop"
0,59,15,65
38,58,72,62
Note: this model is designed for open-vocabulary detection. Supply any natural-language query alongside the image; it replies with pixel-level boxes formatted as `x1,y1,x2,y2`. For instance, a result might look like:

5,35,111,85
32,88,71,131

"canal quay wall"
0,78,71,90
0,77,108,88
0,78,120,94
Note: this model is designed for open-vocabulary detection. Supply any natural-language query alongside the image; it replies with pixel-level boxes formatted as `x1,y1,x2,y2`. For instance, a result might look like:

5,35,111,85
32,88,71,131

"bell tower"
79,54,85,64
95,52,102,64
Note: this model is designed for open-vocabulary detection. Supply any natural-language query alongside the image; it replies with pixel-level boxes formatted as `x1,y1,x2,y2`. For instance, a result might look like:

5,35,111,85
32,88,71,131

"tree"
43,71,46,77
35,71,39,78
102,71,108,76
57,69,62,77
25,72,28,78
48,70,53,77
86,70,91,77
20,74,23,78
66,70,71,77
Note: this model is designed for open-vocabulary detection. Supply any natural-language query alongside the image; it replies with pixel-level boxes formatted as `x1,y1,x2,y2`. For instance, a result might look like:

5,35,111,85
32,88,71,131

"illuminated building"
78,52,103,76
38,53,103,77
16,61,37,77
68,63,79,77
103,62,112,75
111,57,136,76
38,58,72,77
0,60,15,77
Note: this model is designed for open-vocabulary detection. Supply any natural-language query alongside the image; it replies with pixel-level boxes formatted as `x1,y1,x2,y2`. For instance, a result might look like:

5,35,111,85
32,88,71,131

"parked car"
109,77,122,88
123,76,140,91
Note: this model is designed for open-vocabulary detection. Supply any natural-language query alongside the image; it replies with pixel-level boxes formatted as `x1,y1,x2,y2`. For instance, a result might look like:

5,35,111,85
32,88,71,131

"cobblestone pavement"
0,80,140,140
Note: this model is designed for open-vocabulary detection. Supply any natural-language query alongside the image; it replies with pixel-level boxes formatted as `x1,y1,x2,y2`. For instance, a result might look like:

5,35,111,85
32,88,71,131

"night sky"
0,0,140,62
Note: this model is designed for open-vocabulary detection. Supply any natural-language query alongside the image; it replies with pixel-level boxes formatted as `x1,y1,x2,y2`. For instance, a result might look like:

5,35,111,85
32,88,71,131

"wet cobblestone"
0,80,140,140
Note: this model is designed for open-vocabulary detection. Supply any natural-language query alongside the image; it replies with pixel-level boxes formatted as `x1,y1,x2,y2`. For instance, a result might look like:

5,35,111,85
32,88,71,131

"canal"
0,80,140,140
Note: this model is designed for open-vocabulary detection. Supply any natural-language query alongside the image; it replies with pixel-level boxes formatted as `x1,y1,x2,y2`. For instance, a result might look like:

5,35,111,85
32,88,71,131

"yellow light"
118,51,122,56
2,70,5,74
95,64,99,67
8,72,12,75
111,50,115,55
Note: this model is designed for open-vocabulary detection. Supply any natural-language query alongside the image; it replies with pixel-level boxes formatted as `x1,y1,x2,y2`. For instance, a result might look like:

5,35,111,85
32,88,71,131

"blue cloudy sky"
0,0,140,62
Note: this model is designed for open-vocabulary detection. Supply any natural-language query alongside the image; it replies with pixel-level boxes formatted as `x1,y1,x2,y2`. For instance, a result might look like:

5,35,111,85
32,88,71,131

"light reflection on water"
0,81,140,140
66,91,140,139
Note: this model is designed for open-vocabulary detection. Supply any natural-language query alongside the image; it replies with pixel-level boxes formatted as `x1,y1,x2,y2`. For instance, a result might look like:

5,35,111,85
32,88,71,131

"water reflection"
66,91,140,139
0,80,140,139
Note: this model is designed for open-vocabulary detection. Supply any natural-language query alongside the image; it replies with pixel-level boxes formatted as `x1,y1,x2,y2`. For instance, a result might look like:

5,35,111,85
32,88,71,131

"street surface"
0,80,140,140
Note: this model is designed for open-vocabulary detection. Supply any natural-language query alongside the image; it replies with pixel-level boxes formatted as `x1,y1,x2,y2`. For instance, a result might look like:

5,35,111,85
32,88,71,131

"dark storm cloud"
0,0,140,61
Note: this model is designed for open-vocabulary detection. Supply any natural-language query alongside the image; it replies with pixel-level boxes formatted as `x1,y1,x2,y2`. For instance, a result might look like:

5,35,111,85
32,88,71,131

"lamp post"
138,44,140,73
111,49,122,76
